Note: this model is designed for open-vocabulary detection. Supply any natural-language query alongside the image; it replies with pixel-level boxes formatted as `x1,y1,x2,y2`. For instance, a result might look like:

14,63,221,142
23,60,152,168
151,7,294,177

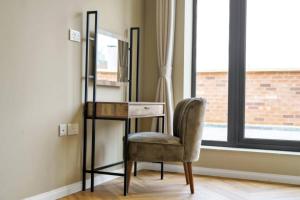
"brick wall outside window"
196,71,300,126
97,71,118,82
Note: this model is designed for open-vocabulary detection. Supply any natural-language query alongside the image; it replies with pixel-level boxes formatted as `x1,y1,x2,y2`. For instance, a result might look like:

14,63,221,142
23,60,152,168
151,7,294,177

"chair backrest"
173,98,206,162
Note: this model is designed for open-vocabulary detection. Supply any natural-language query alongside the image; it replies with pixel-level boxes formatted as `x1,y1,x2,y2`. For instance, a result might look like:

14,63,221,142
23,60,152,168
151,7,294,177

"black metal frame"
129,28,139,177
82,16,165,196
191,0,300,152
82,11,129,195
82,10,97,193
129,27,165,179
191,0,197,98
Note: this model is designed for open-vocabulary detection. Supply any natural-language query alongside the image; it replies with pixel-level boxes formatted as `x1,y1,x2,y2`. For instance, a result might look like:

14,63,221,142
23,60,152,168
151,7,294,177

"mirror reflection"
96,33,128,83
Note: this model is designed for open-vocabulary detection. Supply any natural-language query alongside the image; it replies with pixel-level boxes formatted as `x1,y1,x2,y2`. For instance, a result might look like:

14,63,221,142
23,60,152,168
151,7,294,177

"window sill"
96,80,122,87
201,145,300,156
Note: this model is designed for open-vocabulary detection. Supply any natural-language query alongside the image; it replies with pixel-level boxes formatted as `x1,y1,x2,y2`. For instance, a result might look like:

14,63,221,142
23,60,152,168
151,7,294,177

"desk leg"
161,162,164,180
90,117,96,192
134,118,138,176
161,116,165,180
124,119,129,196
134,162,137,176
82,117,87,191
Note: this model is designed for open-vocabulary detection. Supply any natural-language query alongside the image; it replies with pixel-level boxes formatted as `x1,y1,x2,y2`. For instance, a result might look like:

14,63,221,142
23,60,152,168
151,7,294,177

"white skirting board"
24,163,300,200
140,162,300,186
23,168,126,200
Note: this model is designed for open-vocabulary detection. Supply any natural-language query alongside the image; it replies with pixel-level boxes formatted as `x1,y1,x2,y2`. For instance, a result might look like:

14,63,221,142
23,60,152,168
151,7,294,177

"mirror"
91,33,129,86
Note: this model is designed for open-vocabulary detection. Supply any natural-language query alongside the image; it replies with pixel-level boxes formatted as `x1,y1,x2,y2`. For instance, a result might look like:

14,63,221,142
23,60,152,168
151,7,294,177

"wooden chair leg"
187,162,194,194
183,162,189,185
127,161,133,193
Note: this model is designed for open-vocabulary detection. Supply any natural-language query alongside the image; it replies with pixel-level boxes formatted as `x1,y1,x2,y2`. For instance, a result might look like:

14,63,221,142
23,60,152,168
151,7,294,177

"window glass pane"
196,0,229,141
245,0,300,141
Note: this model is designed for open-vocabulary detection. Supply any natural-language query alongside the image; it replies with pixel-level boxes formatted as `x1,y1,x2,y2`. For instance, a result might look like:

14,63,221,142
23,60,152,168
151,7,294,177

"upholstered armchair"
126,98,206,194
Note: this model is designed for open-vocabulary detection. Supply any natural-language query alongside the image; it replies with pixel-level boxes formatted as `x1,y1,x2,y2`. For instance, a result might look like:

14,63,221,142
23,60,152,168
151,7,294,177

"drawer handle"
144,106,150,110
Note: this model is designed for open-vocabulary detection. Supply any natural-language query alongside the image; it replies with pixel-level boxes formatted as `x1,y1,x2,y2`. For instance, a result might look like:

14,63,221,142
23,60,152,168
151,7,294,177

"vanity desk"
82,11,164,196
83,101,165,195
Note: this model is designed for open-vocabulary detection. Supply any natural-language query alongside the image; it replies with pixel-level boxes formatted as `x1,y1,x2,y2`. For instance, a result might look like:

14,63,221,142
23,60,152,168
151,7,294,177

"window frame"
191,0,300,152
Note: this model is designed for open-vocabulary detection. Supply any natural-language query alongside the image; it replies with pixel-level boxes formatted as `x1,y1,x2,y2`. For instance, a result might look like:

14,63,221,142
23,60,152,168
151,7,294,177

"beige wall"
0,0,144,199
140,0,300,178
139,0,158,131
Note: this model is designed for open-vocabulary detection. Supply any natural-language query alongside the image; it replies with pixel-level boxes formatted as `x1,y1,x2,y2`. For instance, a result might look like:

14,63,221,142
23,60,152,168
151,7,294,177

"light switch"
69,29,81,42
67,123,79,135
59,124,67,136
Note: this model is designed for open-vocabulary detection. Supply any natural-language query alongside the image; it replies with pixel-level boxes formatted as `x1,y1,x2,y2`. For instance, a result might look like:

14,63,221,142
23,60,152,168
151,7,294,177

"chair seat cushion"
129,132,181,145
128,132,184,162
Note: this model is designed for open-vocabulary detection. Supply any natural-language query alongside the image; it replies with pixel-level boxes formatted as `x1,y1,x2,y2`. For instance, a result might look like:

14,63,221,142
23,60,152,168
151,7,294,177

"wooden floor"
62,170,300,200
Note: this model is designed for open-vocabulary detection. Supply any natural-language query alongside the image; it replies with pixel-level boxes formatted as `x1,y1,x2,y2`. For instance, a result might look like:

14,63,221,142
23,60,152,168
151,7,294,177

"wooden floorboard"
62,170,300,200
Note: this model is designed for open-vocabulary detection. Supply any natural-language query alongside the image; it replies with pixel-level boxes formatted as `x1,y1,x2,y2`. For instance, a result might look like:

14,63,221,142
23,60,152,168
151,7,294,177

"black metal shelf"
82,10,143,196
82,11,98,194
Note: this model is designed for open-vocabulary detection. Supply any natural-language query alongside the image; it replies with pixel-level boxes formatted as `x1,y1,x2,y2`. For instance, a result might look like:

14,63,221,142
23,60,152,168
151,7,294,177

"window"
245,0,300,142
192,0,300,151
196,0,229,141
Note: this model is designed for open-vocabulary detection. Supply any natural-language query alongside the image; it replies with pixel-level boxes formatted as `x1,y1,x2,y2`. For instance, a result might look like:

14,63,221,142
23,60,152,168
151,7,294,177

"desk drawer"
87,102,128,118
129,104,164,117
86,102,164,119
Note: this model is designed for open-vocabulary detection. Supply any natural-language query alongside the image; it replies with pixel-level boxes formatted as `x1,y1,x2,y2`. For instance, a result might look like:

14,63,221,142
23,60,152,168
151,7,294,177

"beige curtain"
118,40,128,82
152,0,176,135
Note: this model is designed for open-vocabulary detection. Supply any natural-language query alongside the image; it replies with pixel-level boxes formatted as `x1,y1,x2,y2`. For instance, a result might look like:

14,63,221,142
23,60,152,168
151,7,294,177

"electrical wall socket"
69,29,81,42
59,124,67,136
67,123,79,136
